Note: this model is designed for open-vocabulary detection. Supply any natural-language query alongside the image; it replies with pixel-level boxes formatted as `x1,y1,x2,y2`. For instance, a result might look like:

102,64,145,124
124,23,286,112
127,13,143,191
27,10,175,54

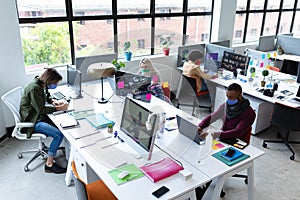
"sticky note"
162,81,169,88
152,75,158,82
267,53,270,58
249,60,253,66
117,81,125,89
262,54,265,59
260,62,264,68
146,93,151,100
273,52,277,58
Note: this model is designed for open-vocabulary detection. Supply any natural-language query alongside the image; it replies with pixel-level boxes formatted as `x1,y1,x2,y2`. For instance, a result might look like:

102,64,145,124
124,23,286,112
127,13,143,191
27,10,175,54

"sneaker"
45,163,67,174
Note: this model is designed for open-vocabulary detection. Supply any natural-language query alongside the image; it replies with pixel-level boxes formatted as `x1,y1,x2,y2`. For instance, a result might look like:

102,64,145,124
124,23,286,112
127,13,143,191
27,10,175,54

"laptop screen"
176,115,200,145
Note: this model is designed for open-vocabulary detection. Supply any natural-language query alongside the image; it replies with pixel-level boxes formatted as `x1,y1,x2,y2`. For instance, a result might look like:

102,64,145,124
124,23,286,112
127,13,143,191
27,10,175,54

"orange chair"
71,161,117,200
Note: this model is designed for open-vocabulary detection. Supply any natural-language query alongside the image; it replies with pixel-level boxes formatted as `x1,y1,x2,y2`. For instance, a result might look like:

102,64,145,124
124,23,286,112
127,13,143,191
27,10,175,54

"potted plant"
160,37,174,56
123,41,132,61
111,59,125,71
249,67,256,78
261,69,269,87
107,124,113,133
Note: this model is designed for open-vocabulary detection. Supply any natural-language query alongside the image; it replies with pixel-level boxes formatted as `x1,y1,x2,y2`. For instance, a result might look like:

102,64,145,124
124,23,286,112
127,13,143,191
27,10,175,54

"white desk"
49,81,265,200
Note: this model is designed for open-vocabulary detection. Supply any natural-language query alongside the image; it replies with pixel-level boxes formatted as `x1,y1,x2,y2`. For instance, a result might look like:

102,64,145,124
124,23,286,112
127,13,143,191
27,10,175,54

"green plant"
262,69,269,81
160,37,174,49
107,124,113,128
111,59,125,71
123,41,131,53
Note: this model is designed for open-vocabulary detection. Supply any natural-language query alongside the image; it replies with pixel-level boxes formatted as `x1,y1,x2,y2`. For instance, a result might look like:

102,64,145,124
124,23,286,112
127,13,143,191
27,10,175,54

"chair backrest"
271,102,300,131
176,74,197,99
243,127,252,144
71,161,88,200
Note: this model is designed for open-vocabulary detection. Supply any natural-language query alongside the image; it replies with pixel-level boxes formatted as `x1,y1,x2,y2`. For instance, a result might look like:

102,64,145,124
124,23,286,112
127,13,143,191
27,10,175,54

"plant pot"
162,48,170,56
124,52,132,61
261,81,266,87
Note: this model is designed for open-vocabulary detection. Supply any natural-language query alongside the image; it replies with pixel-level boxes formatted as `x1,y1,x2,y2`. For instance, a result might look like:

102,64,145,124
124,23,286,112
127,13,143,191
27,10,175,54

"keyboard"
51,91,65,100
293,97,300,102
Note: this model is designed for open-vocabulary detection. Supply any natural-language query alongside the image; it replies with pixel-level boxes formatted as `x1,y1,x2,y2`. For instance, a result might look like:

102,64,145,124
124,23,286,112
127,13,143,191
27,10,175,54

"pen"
76,131,100,139
117,136,124,142
101,142,119,149
53,109,75,115
96,136,112,142
166,117,176,121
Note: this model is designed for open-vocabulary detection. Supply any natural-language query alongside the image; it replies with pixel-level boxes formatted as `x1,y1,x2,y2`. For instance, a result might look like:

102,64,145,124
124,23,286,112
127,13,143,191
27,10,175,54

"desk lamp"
87,62,116,103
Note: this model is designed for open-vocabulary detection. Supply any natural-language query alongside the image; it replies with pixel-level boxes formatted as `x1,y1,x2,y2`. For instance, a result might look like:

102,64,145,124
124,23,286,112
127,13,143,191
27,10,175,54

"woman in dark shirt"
20,68,69,174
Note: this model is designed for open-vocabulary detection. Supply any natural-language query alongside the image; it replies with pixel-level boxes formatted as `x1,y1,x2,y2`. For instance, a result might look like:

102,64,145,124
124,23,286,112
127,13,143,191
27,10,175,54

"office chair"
176,74,211,116
262,103,300,160
71,161,117,200
1,87,48,172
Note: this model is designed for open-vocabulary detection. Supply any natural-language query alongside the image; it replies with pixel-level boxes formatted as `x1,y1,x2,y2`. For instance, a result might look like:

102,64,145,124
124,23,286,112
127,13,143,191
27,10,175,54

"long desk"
49,81,264,200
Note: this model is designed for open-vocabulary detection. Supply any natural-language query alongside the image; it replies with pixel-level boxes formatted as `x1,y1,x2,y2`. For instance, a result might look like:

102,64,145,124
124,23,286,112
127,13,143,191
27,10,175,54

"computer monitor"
75,53,117,82
297,64,300,84
115,71,152,99
205,43,234,62
221,51,250,76
258,35,276,52
177,43,206,67
120,97,157,159
67,65,82,99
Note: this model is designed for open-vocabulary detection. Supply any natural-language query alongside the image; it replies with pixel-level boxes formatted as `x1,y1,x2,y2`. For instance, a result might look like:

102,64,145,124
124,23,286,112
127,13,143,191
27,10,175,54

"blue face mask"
227,99,238,105
48,84,57,89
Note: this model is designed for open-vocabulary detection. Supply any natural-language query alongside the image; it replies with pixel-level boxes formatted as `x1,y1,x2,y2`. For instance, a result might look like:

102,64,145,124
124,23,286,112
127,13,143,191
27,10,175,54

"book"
212,147,250,166
139,158,183,183
108,164,144,185
85,113,115,129
220,147,244,161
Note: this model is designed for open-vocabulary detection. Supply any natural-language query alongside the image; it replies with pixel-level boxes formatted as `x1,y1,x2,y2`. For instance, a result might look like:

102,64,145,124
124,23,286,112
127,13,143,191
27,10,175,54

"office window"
236,0,247,11
201,33,209,42
16,0,66,18
263,12,280,35
188,0,212,12
137,39,145,49
186,16,211,44
246,13,263,42
279,11,294,34
72,0,112,16
282,0,295,9
233,13,246,44
118,0,150,14
293,12,300,36
20,22,71,68
250,0,264,10
267,0,281,9
155,0,183,13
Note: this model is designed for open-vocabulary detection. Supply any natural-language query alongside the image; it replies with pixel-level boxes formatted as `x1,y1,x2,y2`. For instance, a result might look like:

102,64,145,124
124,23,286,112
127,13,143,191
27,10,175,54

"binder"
139,158,183,183
212,147,250,166
85,113,115,129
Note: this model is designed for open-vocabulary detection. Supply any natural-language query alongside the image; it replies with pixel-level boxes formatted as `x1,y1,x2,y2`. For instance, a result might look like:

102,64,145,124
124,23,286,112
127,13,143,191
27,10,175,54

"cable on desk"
154,144,184,168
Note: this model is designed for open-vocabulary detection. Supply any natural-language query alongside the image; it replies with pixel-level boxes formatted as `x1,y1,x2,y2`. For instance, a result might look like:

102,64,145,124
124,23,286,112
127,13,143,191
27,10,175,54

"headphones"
146,112,166,131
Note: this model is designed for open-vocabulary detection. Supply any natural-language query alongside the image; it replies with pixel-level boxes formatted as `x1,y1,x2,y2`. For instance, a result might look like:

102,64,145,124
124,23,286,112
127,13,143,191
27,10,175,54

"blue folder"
85,113,115,129
212,147,250,166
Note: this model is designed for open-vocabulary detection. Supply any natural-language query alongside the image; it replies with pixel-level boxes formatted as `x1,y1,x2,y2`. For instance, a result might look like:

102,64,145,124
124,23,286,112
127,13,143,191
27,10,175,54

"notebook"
176,115,201,144
139,157,183,183
85,113,115,129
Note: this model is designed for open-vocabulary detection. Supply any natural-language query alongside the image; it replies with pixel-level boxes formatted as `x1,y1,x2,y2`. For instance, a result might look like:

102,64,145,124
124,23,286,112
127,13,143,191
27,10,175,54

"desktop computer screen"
177,43,206,67
115,71,152,98
120,97,157,152
67,65,82,99
221,51,250,76
297,65,300,84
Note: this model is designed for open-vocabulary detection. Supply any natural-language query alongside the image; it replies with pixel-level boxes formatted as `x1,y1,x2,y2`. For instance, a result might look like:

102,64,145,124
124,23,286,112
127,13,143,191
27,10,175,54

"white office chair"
1,86,48,172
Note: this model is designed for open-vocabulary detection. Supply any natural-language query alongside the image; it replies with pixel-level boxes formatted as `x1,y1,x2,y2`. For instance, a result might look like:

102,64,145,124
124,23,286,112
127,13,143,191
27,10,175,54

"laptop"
176,115,201,145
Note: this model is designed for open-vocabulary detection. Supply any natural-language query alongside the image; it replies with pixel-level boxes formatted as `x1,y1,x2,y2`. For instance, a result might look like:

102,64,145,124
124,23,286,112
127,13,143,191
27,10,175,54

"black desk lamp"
87,62,116,103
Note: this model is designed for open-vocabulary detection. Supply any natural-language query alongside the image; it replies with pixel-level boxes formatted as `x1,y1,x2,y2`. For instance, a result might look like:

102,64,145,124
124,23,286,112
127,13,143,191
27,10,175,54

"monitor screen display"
297,64,300,84
221,51,250,76
205,43,234,62
120,97,157,152
67,65,82,98
115,71,152,97
177,43,205,67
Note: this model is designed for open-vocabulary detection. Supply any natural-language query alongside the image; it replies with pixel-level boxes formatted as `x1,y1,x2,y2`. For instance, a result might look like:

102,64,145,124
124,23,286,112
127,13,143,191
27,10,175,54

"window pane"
279,11,293,33
292,12,300,36
155,0,183,13
267,0,281,9
263,12,280,35
155,17,183,54
298,0,300,8
72,0,112,16
117,0,150,15
246,13,263,42
250,0,265,10
118,19,151,58
73,20,114,58
233,13,246,44
186,16,211,44
236,0,248,11
282,0,295,9
16,0,66,18
188,0,212,12
20,22,71,72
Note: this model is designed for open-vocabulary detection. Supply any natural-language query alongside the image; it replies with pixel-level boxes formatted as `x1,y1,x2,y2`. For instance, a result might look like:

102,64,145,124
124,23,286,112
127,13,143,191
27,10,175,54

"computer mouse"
118,171,130,179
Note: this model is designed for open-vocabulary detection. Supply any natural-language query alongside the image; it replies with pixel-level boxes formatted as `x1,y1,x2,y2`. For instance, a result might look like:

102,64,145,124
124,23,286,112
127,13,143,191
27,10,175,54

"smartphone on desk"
225,148,236,158
152,186,170,198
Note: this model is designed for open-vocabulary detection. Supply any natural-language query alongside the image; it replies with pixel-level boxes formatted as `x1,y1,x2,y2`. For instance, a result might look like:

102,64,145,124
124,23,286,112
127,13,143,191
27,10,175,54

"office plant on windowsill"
123,41,132,61
160,38,174,56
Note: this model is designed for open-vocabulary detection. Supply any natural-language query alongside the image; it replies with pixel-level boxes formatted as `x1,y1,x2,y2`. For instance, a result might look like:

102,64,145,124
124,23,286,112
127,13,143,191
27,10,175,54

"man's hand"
211,131,222,139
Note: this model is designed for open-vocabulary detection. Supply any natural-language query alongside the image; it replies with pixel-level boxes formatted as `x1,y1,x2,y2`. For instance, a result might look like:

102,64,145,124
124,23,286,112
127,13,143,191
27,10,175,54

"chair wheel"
290,155,295,160
262,143,267,148
220,190,226,198
17,153,23,159
245,178,248,184
24,166,29,172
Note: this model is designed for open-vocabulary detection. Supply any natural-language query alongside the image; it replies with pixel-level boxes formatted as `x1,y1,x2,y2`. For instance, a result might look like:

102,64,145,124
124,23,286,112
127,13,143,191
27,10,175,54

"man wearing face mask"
198,83,256,141
20,68,69,174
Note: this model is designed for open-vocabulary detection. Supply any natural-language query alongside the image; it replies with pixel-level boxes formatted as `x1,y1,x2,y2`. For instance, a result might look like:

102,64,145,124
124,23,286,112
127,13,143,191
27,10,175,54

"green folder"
108,164,144,185
212,147,250,166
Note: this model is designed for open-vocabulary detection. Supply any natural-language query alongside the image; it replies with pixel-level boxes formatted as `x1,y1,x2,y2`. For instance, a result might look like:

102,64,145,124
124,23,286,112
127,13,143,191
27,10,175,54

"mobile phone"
152,186,170,198
225,148,236,158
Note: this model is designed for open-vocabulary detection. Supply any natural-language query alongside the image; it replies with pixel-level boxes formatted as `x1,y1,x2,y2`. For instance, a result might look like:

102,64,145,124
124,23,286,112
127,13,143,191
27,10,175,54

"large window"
16,0,213,72
233,0,300,44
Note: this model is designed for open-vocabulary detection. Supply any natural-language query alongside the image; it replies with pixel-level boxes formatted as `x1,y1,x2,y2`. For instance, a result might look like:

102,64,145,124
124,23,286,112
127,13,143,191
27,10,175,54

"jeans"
34,121,64,157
